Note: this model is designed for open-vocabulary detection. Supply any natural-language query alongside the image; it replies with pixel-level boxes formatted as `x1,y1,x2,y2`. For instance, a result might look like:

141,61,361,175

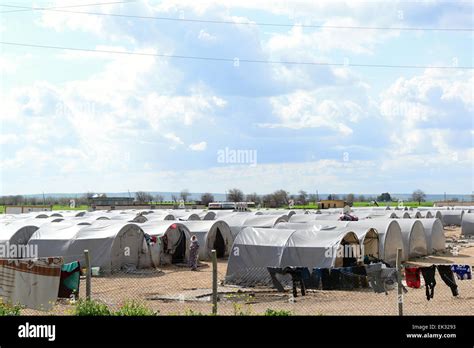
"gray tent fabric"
199,211,216,220
180,220,233,260
461,213,474,236
169,210,201,221
346,220,404,264
219,213,289,238
254,210,296,218
66,221,151,272
276,222,379,259
440,210,464,226
392,219,428,259
27,221,87,258
289,213,334,223
225,227,360,286
0,217,62,246
418,218,445,253
356,211,398,220
0,221,39,247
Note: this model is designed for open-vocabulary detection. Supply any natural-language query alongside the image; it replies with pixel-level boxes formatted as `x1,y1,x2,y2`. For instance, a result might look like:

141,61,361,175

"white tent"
276,222,379,258
220,213,289,238
254,210,296,218
199,211,216,221
67,221,152,272
0,217,63,246
27,221,87,259
179,220,233,260
440,210,464,226
225,227,360,286
461,213,474,236
346,220,404,264
419,218,445,253
392,219,428,259
288,213,334,223
170,210,201,221
137,221,190,265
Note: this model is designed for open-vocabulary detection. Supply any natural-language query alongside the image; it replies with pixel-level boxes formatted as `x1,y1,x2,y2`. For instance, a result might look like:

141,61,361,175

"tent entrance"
171,228,186,264
213,228,225,258
116,227,140,271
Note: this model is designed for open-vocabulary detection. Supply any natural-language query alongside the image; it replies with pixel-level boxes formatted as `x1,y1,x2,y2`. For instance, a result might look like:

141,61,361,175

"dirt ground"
24,226,473,316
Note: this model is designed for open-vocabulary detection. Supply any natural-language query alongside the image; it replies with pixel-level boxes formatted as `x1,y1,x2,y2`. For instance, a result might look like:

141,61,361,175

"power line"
1,4,472,32
1,41,472,70
0,1,136,14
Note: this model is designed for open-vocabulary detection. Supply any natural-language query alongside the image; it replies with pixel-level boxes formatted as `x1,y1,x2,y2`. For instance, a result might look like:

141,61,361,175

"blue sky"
0,0,472,195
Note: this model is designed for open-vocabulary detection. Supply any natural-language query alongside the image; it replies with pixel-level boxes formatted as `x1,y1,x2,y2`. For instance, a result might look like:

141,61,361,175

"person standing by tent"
189,235,200,271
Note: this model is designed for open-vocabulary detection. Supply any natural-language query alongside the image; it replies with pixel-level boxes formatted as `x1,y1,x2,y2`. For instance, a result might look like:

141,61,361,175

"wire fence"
19,252,473,316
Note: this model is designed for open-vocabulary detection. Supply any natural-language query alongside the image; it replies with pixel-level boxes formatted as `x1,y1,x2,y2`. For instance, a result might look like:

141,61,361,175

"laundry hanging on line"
451,264,472,280
405,267,421,289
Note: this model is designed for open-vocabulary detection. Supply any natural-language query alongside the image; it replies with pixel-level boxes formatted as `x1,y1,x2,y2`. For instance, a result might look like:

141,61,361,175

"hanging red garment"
405,267,421,288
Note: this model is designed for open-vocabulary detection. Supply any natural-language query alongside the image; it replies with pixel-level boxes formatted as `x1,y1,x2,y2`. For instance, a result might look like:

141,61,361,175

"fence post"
84,249,91,301
211,249,218,315
396,248,403,316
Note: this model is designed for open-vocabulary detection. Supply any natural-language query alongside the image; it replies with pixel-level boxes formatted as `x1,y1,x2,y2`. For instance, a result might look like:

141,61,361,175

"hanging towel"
437,265,459,297
58,261,81,299
420,265,436,301
451,265,472,280
405,267,421,288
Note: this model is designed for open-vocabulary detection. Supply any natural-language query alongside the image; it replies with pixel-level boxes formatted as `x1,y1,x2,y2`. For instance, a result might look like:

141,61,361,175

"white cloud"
189,141,207,151
261,89,367,135
198,29,217,42
380,69,473,157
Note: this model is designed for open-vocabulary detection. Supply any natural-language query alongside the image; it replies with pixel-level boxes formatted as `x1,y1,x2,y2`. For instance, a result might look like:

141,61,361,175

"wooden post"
396,248,403,316
84,249,91,301
211,249,218,315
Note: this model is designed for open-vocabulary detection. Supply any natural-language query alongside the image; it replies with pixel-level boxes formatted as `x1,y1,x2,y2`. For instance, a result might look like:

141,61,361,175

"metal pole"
211,249,218,315
396,248,403,316
84,249,91,300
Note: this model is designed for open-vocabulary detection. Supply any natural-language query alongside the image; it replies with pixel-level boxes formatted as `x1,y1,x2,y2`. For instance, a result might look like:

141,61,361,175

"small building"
318,200,346,209
5,205,52,214
90,197,135,210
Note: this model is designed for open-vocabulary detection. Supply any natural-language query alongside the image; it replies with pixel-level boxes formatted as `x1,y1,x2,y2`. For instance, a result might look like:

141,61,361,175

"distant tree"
180,189,191,202
298,190,308,205
200,193,215,206
346,193,355,205
227,188,244,202
377,192,392,202
327,194,340,200
411,189,426,205
135,191,153,203
272,189,290,207
358,194,366,202
154,194,164,203
171,194,178,203
246,193,261,205
308,194,318,204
